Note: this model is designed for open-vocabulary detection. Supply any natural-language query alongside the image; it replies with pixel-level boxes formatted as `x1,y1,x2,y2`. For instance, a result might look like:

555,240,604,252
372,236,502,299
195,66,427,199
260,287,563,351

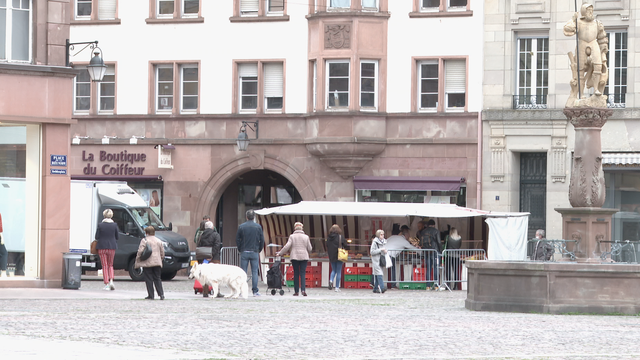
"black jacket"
236,221,265,253
326,233,347,263
420,226,442,253
198,229,221,257
95,221,119,250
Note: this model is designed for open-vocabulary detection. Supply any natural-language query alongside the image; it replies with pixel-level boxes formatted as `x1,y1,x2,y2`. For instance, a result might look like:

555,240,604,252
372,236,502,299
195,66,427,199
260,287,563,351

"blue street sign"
50,155,67,167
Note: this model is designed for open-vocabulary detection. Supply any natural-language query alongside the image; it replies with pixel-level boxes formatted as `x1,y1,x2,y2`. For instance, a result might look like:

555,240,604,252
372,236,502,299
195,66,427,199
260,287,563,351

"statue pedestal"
555,207,618,262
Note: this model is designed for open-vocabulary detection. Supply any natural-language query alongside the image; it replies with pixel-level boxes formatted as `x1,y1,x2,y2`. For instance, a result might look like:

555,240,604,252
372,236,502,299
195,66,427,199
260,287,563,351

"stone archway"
194,152,318,223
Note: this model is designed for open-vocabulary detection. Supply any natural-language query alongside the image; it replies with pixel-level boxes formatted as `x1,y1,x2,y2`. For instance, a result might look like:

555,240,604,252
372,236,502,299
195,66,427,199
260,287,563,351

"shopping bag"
338,248,348,262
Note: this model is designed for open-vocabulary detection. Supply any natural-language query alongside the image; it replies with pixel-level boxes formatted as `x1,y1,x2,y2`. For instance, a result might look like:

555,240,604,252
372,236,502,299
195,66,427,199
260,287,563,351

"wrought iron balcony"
606,93,626,108
512,95,547,110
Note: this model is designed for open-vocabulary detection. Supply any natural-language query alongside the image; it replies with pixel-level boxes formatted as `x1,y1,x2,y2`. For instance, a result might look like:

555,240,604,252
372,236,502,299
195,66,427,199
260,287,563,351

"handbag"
90,240,98,255
140,241,153,261
196,246,213,261
379,252,387,268
338,248,348,262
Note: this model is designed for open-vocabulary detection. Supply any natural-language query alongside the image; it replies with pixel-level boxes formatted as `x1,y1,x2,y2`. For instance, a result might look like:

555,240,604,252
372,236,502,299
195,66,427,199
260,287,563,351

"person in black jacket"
420,219,441,290
236,210,265,296
326,224,347,292
196,221,222,297
95,208,120,291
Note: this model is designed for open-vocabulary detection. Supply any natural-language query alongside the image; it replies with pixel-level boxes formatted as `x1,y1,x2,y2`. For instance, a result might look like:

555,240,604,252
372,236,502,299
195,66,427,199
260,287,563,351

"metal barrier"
597,240,640,263
386,249,486,291
220,247,241,266
527,239,578,261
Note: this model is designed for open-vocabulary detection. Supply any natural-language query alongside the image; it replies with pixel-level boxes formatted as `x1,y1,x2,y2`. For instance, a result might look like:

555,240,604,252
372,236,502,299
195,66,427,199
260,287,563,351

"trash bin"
62,252,82,289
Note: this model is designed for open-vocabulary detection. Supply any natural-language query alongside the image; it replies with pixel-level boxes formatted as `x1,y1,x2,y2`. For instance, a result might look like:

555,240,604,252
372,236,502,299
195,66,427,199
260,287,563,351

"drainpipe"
477,111,482,210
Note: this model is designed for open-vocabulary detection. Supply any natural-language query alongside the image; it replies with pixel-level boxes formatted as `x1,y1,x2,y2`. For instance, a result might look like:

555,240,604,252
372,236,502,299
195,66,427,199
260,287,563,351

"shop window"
152,62,199,114
235,61,284,114
147,0,202,22
415,57,467,112
72,0,118,22
356,188,466,206
231,0,289,21
605,172,640,254
73,64,117,115
128,184,164,219
0,0,31,62
514,37,548,109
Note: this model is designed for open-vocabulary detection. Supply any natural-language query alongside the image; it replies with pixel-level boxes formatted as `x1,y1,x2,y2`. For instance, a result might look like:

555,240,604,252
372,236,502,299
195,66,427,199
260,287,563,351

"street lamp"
236,120,259,151
65,39,107,82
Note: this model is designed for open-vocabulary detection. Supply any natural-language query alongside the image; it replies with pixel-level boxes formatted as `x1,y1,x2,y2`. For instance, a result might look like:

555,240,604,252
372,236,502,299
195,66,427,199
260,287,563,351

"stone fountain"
465,4,640,314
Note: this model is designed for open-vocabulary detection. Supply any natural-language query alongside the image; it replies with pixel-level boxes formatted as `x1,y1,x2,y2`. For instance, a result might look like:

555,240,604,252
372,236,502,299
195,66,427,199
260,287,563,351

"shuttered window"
240,0,259,14
98,0,116,20
264,63,283,110
268,0,284,12
444,60,465,109
98,65,116,112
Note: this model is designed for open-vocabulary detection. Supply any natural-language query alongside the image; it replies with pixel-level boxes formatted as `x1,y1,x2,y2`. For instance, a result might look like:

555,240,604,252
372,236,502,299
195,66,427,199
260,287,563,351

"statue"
563,3,609,108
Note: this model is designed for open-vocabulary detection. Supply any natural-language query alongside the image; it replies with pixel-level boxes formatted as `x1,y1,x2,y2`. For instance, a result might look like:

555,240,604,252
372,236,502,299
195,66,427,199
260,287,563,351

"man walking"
236,210,264,296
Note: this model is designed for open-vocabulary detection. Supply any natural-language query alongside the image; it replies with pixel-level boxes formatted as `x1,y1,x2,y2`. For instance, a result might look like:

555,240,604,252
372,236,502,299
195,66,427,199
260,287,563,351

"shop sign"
50,155,67,167
81,150,146,176
51,169,67,175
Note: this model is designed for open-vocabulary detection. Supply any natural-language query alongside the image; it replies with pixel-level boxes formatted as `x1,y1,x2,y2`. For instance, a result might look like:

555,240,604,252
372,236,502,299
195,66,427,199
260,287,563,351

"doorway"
520,152,547,240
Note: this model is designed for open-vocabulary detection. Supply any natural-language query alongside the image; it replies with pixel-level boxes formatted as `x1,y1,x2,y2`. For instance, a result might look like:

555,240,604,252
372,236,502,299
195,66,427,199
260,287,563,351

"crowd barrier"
386,248,486,291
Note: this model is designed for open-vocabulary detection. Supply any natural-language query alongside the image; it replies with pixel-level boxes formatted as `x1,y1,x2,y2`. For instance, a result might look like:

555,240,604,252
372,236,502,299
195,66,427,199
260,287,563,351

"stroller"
266,258,288,296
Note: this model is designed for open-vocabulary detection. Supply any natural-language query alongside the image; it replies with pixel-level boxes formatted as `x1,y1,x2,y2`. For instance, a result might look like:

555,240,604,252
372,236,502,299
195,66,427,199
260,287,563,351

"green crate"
344,274,359,282
286,280,294,287
399,282,412,290
412,282,427,290
357,274,372,282
399,282,427,290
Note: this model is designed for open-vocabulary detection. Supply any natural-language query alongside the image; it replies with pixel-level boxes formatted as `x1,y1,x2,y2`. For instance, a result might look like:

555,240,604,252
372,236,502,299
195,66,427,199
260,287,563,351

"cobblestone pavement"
1,276,640,359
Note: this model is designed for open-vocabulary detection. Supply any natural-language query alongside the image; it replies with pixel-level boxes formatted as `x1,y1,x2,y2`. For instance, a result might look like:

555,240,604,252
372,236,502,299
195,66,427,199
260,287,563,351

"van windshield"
131,208,167,230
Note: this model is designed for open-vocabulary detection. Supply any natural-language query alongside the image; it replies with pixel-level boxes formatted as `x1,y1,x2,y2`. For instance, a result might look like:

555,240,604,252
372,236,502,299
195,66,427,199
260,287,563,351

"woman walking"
277,222,312,296
95,209,119,291
135,226,166,300
370,229,388,294
326,224,347,292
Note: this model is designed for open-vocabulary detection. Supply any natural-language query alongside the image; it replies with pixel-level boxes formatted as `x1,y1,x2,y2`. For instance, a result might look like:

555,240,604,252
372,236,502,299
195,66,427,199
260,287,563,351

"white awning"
255,201,528,218
603,153,640,166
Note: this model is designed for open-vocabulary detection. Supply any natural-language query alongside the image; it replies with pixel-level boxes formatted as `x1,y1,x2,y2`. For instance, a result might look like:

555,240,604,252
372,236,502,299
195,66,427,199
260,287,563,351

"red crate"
286,273,294,281
357,282,370,289
344,281,358,289
345,267,358,275
357,267,372,275
286,267,294,275
413,268,426,281
306,266,321,275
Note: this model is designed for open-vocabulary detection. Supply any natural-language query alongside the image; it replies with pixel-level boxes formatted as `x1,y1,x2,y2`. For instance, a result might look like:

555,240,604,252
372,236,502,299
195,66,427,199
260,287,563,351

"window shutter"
264,63,283,97
240,0,259,12
445,60,466,93
98,0,117,20
238,63,258,77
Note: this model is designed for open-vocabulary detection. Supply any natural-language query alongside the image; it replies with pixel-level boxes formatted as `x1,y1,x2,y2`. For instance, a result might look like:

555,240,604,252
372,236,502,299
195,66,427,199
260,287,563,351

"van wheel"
128,259,144,281
161,271,177,281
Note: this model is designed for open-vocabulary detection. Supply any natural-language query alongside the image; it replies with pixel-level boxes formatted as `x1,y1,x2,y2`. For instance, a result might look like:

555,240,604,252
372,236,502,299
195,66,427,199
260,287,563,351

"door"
520,153,547,241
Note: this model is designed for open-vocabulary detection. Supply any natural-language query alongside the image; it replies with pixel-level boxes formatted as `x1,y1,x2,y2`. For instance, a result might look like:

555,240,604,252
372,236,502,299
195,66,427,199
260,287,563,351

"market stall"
255,201,530,288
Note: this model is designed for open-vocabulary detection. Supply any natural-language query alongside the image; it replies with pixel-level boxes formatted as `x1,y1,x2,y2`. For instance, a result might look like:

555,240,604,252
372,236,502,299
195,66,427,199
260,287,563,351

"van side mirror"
168,222,173,231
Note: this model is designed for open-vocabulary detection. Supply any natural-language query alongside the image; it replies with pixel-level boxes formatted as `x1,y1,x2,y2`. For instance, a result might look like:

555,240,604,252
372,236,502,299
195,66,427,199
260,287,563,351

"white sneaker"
108,280,115,290
334,288,340,292
103,284,111,291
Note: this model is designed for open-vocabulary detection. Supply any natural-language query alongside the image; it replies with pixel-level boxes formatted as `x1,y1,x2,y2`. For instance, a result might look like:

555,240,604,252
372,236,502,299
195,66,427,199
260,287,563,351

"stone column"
556,107,616,262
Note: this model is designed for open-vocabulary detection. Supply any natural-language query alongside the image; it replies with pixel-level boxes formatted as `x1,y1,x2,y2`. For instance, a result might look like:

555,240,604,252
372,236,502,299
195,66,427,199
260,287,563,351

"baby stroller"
266,257,287,296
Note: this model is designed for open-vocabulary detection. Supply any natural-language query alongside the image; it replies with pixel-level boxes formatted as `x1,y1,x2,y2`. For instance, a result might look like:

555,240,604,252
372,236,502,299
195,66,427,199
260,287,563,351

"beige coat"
134,235,165,268
278,230,312,261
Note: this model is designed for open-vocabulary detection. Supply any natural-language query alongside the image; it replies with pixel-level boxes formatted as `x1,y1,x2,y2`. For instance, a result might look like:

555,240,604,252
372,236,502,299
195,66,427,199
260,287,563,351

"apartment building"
482,0,637,240
0,0,80,286
67,0,484,246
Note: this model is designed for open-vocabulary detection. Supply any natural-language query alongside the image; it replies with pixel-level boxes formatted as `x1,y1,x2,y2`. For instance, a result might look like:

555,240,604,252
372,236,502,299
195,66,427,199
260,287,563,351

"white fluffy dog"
189,263,249,299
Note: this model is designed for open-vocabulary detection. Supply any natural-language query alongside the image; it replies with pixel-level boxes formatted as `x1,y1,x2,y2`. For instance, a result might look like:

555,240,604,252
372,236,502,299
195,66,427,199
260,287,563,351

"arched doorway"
216,169,302,246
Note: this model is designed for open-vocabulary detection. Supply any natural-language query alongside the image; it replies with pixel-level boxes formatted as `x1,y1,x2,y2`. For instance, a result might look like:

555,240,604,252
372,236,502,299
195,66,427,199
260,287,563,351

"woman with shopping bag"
370,229,389,294
326,224,348,292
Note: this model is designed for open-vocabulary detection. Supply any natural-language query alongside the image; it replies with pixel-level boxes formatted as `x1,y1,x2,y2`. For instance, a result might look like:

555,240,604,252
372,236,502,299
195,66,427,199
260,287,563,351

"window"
240,0,258,15
236,61,284,113
149,0,201,21
411,0,471,16
605,31,627,108
264,63,283,111
362,0,378,10
515,37,548,109
330,0,350,9
268,0,284,13
73,0,117,21
360,60,377,110
415,58,467,112
327,60,350,109
419,61,438,110
74,65,116,115
232,0,288,21
238,63,258,111
154,62,199,114
0,0,31,62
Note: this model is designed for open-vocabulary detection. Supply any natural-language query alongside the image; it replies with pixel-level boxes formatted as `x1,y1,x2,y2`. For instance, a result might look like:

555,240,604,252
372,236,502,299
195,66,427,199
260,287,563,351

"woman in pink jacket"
277,222,312,296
